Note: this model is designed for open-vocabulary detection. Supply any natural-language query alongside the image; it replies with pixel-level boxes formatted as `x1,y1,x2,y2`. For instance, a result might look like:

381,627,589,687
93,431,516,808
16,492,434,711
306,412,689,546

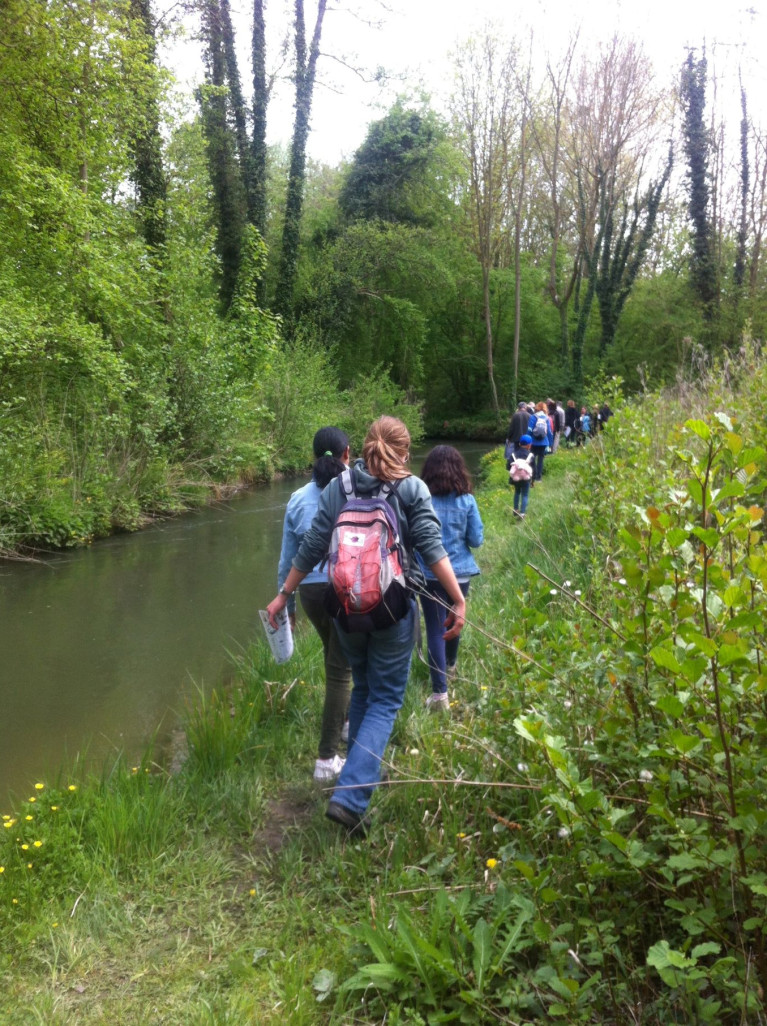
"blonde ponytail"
362,416,411,482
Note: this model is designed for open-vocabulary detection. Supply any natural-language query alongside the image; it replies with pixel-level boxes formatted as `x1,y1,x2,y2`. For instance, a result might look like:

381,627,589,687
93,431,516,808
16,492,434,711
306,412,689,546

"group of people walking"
267,417,483,837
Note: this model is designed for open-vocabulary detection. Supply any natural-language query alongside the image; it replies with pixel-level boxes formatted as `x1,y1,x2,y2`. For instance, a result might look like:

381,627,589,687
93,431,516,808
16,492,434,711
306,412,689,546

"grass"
0,442,588,1024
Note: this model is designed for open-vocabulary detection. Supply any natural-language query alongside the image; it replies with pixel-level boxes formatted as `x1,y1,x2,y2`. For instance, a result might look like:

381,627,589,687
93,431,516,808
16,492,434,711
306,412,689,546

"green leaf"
691,526,719,548
714,412,733,432
691,942,721,959
650,646,683,674
312,969,336,1002
656,694,684,718
715,480,745,502
685,419,711,441
669,729,702,754
472,918,492,994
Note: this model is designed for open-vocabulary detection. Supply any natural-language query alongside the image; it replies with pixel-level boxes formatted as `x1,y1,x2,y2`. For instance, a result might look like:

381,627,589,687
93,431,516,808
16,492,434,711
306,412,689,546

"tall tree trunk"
220,0,256,223
734,86,748,292
129,0,167,255
251,0,268,304
274,0,327,325
483,268,499,415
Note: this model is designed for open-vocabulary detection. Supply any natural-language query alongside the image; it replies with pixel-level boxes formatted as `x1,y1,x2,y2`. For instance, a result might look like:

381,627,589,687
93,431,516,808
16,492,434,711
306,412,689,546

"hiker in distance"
266,416,466,837
276,427,352,784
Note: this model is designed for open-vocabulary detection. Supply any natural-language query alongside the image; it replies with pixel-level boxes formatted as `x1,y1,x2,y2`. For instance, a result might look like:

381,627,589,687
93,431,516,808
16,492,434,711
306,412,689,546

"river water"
0,441,493,800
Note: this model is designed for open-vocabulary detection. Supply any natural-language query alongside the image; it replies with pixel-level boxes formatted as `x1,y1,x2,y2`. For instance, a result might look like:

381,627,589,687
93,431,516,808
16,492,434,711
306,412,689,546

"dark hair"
312,427,349,489
420,445,473,497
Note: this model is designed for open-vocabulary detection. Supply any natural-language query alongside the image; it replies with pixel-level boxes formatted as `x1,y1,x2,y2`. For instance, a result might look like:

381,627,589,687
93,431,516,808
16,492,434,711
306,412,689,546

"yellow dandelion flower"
2,814,9,820
131,767,138,774
26,863,32,869
28,797,36,803
25,815,33,822
34,783,44,791
52,922,58,928
33,841,42,848
50,806,58,812
3,820,14,829
457,832,467,839
21,844,29,851
0,866,4,873
249,888,256,897
12,898,18,904
486,858,499,869
68,785,77,792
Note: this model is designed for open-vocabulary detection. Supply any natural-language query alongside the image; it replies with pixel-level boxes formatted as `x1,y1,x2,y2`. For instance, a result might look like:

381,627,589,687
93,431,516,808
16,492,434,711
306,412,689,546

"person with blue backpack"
266,416,466,837
528,401,553,482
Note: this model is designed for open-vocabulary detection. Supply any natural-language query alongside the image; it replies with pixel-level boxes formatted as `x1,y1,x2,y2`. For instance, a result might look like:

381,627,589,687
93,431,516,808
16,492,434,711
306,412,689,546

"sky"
163,0,767,166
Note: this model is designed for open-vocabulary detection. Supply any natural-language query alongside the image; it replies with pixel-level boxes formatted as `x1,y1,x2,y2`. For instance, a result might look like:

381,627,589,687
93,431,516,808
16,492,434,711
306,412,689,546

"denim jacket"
277,479,327,614
419,492,483,582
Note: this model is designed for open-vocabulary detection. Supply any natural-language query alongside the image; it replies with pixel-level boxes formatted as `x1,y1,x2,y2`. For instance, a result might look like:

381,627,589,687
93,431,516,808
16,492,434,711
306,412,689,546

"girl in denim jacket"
418,446,484,710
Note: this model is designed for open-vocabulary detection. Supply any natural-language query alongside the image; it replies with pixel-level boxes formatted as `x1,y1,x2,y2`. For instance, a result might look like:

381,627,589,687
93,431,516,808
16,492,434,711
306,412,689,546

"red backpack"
324,469,411,633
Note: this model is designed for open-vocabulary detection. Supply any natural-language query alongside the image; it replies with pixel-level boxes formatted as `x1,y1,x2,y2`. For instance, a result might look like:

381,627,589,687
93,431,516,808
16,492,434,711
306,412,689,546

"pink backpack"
324,470,410,632
509,455,533,482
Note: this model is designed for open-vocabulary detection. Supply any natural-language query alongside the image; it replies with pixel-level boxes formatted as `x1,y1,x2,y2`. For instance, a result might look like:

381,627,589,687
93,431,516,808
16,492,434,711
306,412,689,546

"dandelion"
409,748,419,756
574,589,582,597
480,685,488,691
639,769,654,782
25,816,33,822
2,814,9,820
34,783,44,791
21,844,29,851
3,820,15,829
558,827,570,839
52,922,58,928
563,699,572,710
517,762,529,773
249,889,256,897
457,832,467,839
0,866,4,874
550,588,558,596
563,580,572,588
33,841,42,848
618,577,627,586
131,767,139,775
50,806,58,812
486,858,499,869
12,898,18,904
68,785,77,792
28,797,36,803
26,864,32,870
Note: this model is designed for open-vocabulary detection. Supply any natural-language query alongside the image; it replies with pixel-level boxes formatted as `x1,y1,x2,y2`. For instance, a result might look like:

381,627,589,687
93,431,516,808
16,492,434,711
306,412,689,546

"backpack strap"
338,467,356,501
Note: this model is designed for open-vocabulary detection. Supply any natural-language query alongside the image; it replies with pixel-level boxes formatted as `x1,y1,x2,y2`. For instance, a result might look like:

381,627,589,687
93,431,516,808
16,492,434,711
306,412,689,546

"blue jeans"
419,580,471,693
513,480,530,513
331,601,416,814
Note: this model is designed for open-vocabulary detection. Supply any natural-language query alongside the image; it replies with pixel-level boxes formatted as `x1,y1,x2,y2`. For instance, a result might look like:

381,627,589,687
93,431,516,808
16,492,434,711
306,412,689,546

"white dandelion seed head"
517,762,529,773
574,589,582,597
558,827,570,839
550,588,558,595
618,577,627,586
639,769,654,782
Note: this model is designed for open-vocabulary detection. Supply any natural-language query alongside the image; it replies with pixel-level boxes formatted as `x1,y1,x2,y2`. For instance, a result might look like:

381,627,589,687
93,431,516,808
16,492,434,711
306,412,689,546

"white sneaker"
340,720,349,743
425,692,450,712
313,754,345,782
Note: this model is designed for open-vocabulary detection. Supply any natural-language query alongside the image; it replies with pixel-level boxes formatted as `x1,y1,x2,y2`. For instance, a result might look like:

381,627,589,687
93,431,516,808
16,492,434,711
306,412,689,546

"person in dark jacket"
564,400,578,446
528,402,553,481
505,402,530,467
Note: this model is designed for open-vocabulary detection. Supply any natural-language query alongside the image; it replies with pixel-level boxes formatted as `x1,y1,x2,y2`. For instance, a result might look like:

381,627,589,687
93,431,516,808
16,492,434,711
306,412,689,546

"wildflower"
409,749,419,756
28,797,36,803
21,844,29,851
249,889,256,897
131,767,138,775
52,922,58,928
34,783,44,791
2,814,9,820
50,806,58,812
480,685,488,691
26,864,32,870
517,762,528,773
25,816,33,822
3,820,15,829
457,832,467,839
0,867,4,874
558,827,570,839
550,588,558,596
486,858,499,869
639,769,653,782
68,785,77,792
33,841,42,848
618,577,627,586
563,699,572,710
574,589,582,597
563,580,572,588
12,898,18,904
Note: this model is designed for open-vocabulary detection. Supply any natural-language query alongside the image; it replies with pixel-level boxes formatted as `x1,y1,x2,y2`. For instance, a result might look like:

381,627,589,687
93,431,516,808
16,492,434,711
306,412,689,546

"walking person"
266,416,466,836
505,402,530,468
528,402,552,482
276,427,353,782
564,400,578,447
417,445,483,710
509,434,535,518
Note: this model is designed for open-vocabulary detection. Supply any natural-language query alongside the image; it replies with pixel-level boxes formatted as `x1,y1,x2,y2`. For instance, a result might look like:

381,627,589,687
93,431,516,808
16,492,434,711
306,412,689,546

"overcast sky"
164,0,767,165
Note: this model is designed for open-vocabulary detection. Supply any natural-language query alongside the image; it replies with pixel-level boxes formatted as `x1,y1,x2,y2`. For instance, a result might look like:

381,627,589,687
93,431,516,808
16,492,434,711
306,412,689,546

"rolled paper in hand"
259,607,294,664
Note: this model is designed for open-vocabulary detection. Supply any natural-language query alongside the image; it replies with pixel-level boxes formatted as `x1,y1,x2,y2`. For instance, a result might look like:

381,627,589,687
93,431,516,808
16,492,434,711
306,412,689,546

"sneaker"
313,754,345,782
340,720,349,743
425,692,450,712
326,800,371,837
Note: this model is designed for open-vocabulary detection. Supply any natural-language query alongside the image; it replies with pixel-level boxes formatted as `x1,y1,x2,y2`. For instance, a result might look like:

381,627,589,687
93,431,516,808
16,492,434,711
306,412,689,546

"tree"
681,50,718,315
274,0,328,324
451,31,521,416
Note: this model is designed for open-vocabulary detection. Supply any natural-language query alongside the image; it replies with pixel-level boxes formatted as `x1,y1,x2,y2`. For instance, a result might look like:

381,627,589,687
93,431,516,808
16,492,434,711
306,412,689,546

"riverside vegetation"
1,351,766,1024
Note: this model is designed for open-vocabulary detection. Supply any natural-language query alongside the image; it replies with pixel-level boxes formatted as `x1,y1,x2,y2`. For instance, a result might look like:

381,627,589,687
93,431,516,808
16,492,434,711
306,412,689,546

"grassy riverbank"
2,355,766,1023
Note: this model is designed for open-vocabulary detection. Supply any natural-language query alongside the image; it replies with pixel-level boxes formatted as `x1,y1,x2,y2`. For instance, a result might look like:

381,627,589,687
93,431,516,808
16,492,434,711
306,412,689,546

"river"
0,440,494,800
